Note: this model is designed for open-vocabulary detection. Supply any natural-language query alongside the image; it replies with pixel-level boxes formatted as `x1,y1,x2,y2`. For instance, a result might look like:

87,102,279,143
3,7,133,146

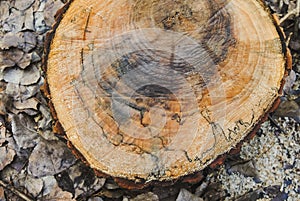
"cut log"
45,0,289,185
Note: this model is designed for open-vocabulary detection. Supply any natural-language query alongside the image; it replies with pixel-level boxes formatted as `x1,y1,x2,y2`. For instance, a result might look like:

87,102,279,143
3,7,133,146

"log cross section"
46,0,287,182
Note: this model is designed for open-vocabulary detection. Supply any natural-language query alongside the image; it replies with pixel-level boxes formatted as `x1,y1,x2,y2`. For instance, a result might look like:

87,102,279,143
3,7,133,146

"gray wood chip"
3,65,40,85
11,113,39,149
28,140,76,177
0,146,16,171
176,189,203,201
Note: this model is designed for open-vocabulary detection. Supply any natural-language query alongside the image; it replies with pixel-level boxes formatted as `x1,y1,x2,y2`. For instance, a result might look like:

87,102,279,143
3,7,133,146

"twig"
0,179,34,201
268,114,288,135
279,0,300,24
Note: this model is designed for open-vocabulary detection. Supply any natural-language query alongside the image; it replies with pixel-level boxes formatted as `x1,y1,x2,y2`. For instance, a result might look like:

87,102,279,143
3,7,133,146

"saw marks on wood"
46,0,287,182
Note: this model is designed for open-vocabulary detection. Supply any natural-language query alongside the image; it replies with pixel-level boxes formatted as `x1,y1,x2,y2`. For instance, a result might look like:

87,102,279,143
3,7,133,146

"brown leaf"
0,146,16,171
0,186,5,201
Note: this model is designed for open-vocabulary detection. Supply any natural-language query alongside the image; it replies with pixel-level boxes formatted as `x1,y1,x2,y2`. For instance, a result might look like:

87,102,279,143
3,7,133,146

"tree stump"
45,0,289,185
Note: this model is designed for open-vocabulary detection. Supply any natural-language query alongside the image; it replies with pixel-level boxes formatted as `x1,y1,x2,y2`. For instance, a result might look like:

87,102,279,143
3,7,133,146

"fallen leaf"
0,48,23,68
17,52,32,69
3,65,41,85
28,140,76,177
132,192,159,201
283,70,296,94
14,0,35,11
0,186,6,201
11,113,39,149
235,188,263,201
273,99,300,122
0,146,16,171
41,176,75,201
200,182,227,201
68,162,106,198
25,175,44,198
226,156,259,178
2,8,23,33
44,0,65,27
5,82,39,100
13,98,39,112
176,189,203,201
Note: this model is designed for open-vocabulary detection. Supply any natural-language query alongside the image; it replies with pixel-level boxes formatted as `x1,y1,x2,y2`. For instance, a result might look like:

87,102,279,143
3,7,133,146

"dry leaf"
0,146,16,171
68,163,106,198
14,0,35,11
132,192,159,201
44,0,65,27
0,186,6,201
3,65,40,85
14,98,39,112
41,176,75,201
176,189,203,201
0,48,24,68
273,99,300,122
28,140,76,177
5,83,39,100
11,113,39,149
25,175,44,198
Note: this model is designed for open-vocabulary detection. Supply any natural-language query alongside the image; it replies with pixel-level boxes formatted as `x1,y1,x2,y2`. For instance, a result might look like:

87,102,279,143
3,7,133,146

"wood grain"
46,0,287,182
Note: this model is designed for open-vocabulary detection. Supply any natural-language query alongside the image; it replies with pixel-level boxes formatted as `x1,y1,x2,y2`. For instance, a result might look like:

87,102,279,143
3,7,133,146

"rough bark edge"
41,0,292,190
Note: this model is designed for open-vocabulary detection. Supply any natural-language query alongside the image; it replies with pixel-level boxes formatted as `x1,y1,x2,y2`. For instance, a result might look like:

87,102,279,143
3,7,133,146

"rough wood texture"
46,0,288,183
